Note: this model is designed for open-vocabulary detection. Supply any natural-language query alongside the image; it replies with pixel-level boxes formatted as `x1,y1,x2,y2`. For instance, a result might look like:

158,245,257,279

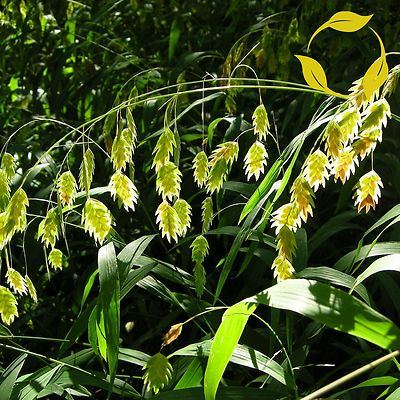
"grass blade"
98,243,120,392
0,354,27,400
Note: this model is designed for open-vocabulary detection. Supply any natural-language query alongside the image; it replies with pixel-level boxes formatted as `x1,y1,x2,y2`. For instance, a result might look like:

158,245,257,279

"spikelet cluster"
352,99,390,160
330,147,359,184
0,188,29,249
6,268,27,295
354,171,383,213
382,65,400,98
38,208,59,248
271,203,300,235
191,235,209,297
156,162,182,201
252,103,270,141
349,78,378,110
209,141,239,167
269,96,390,282
271,255,295,282
152,128,176,171
192,151,209,188
337,108,360,145
270,175,316,281
25,275,38,302
111,123,136,171
0,169,10,211
173,199,191,237
207,158,228,194
303,150,330,190
82,198,113,244
244,141,268,181
290,176,315,224
126,108,138,146
156,198,192,243
191,235,209,265
0,286,18,325
79,148,95,193
324,121,343,158
48,248,63,270
201,197,213,233
109,171,138,211
155,201,181,243
57,171,77,206
143,353,173,395
207,141,239,194
1,153,16,181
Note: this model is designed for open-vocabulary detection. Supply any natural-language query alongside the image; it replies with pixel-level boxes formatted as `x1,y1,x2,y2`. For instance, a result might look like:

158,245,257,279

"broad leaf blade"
98,243,120,390
248,279,400,350
352,254,400,290
204,302,257,400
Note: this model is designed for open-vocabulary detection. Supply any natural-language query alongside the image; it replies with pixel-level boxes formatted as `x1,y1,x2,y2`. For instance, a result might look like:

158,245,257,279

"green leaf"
0,354,27,400
168,19,181,61
171,339,291,388
117,234,156,280
297,267,370,304
14,365,62,400
119,348,150,367
205,279,400,400
204,302,257,400
174,359,203,389
335,242,400,271
248,279,400,350
352,254,400,290
80,269,98,312
98,243,120,389
59,300,96,356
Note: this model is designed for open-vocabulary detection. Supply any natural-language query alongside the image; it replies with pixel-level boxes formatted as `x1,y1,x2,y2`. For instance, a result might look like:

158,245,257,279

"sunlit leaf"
308,12,373,49
361,29,388,100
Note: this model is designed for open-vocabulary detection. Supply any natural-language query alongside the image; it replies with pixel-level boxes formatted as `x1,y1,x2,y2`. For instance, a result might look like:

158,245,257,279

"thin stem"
301,350,400,400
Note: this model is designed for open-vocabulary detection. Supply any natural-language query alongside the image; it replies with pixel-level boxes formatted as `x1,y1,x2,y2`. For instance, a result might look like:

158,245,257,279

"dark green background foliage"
1,0,400,399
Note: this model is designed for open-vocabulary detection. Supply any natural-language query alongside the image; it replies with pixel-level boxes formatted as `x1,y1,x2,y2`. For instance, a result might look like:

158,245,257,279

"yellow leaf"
362,28,388,100
308,11,373,49
295,56,330,94
295,56,345,97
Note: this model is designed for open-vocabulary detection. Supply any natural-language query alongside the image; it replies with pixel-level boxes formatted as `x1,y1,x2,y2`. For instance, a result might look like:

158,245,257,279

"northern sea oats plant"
1,4,400,400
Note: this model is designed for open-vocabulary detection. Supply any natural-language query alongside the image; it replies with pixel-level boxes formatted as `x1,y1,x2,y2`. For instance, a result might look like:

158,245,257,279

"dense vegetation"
0,1,400,399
